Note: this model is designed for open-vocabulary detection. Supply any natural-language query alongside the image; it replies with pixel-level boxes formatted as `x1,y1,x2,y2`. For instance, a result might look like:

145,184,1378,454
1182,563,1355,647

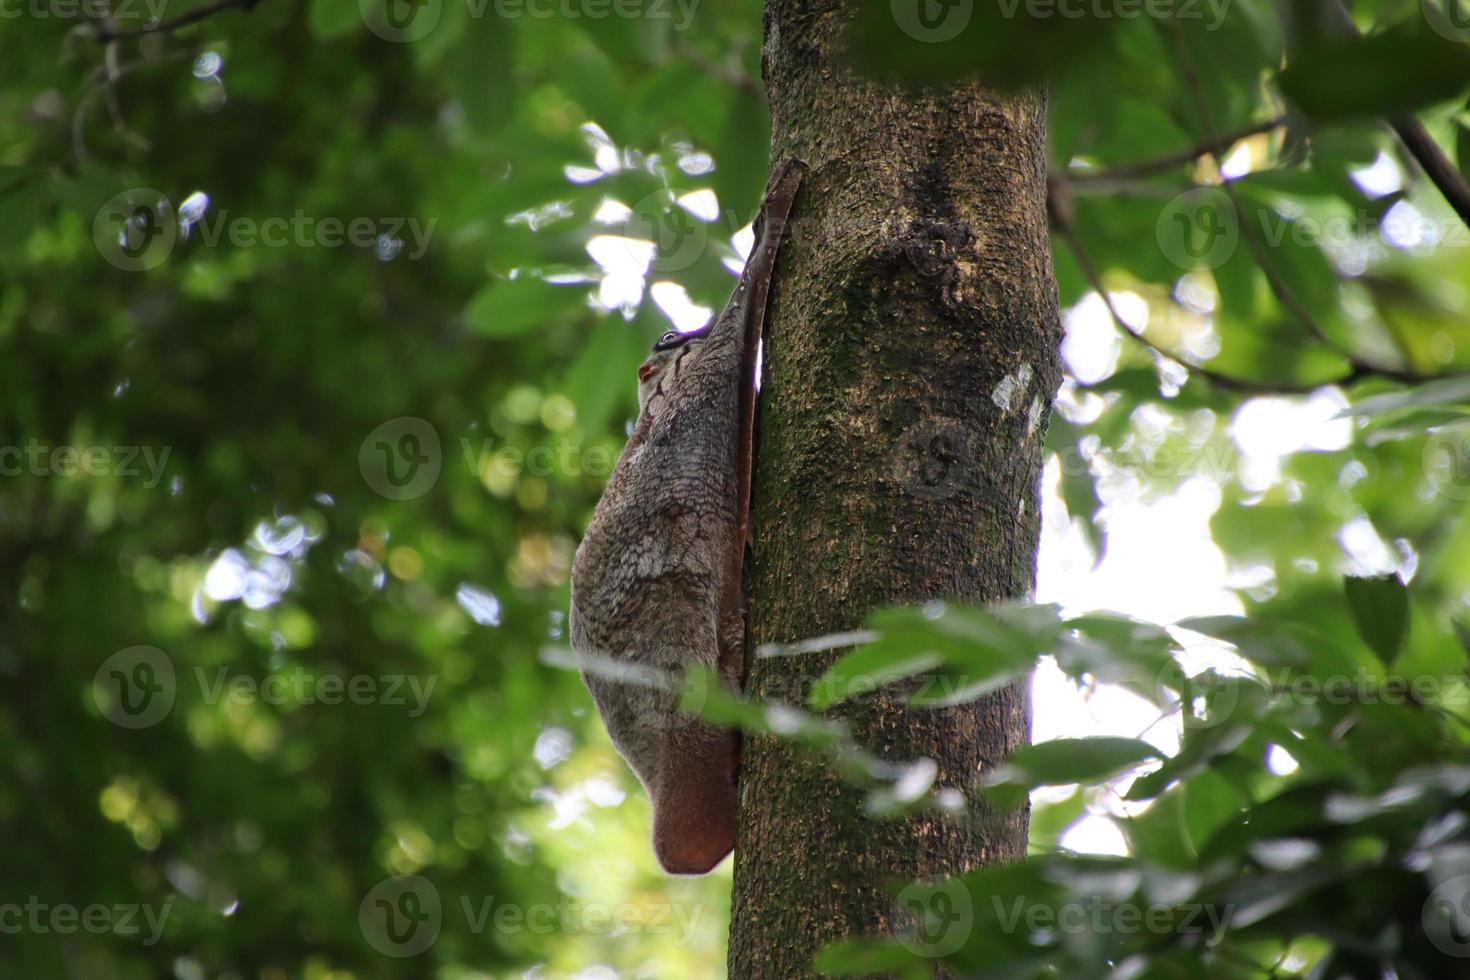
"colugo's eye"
659,331,678,344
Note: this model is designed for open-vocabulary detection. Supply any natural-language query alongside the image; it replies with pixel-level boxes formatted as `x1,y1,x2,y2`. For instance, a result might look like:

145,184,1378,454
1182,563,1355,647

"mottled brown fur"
569,160,805,875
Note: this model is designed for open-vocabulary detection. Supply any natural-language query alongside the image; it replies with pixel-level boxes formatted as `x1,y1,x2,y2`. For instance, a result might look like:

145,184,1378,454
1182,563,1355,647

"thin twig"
96,9,151,152
1389,114,1470,229
1164,22,1432,385
1067,117,1289,186
89,0,265,41
1048,179,1351,395
72,66,107,165
72,48,199,164
674,39,764,100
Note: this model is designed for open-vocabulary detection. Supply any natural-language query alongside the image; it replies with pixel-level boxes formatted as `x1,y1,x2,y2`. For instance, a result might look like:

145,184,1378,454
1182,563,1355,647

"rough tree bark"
728,2,1062,977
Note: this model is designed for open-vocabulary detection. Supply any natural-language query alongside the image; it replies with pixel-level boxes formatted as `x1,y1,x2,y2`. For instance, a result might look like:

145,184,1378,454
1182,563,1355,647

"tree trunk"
727,2,1062,977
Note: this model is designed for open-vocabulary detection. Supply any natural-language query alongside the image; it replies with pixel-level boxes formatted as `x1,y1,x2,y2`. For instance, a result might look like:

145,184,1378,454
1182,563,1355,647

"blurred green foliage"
762,594,1470,976
2,0,1470,976
2,1,763,976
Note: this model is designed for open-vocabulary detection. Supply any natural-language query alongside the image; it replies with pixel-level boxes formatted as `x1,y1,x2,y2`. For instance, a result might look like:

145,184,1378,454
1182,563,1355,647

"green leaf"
560,318,644,434
1205,866,1348,930
812,940,932,980
809,644,945,710
0,167,48,254
1279,27,1470,120
1340,374,1470,418
1054,443,1105,560
1029,788,1086,852
810,603,1059,710
1175,615,1313,669
1182,770,1250,856
464,279,583,335
52,162,124,222
846,0,1127,88
572,15,669,67
308,0,362,38
1196,782,1345,865
1053,613,1179,693
713,89,770,224
450,21,516,133
1455,620,1470,658
1126,710,1255,801
1343,573,1410,664
1119,789,1196,868
983,736,1162,809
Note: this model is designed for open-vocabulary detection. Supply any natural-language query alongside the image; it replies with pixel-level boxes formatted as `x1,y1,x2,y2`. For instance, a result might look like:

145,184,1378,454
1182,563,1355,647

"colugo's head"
637,325,710,413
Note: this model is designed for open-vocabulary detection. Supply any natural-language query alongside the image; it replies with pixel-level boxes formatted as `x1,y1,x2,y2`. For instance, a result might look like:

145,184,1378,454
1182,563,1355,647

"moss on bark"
727,2,1063,976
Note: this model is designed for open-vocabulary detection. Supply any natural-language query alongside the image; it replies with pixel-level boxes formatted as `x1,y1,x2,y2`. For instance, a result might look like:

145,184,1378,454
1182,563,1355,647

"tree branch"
1048,26,1470,397
674,40,763,100
1048,179,1351,396
1164,23,1435,385
1066,117,1288,187
73,47,198,163
1388,114,1470,229
1317,0,1470,230
89,0,266,42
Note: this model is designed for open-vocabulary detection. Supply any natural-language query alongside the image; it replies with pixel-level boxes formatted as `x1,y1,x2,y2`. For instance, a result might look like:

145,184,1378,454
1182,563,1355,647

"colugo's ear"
649,728,740,875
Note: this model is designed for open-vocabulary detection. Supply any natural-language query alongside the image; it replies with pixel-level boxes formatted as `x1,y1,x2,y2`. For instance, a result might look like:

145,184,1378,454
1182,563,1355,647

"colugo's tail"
649,724,741,875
